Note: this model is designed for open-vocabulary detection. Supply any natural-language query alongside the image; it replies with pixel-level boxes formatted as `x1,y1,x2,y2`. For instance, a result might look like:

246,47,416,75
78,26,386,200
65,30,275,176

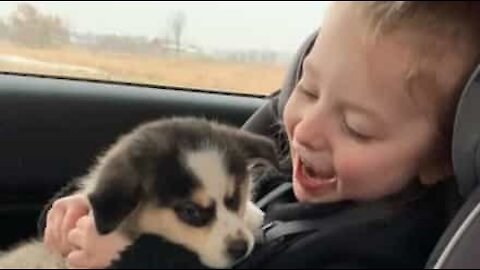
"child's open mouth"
294,155,337,193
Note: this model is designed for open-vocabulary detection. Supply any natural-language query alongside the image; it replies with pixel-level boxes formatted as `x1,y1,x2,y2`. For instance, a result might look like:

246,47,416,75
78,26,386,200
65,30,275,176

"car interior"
1,28,480,268
0,72,267,249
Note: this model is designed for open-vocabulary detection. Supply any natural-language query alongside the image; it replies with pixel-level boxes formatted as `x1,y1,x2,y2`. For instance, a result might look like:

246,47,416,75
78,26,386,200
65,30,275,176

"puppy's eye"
175,201,215,227
224,196,239,211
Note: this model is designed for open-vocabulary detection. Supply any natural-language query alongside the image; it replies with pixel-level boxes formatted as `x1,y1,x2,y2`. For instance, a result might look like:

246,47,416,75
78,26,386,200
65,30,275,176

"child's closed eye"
297,84,318,100
341,116,373,142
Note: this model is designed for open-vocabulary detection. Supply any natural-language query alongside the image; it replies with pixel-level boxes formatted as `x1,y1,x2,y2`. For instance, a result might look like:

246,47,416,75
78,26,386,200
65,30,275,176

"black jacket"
237,173,462,269
37,169,463,269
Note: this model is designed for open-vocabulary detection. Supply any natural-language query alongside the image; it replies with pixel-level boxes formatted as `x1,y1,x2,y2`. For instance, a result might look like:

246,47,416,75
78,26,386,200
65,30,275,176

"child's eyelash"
341,118,371,142
298,85,317,99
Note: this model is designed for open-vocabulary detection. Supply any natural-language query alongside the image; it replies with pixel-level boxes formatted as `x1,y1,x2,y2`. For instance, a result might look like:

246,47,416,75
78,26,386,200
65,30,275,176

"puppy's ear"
87,152,143,235
235,131,280,170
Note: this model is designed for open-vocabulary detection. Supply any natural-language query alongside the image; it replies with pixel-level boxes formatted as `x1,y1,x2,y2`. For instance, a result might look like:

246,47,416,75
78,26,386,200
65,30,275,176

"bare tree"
168,11,186,54
9,3,69,47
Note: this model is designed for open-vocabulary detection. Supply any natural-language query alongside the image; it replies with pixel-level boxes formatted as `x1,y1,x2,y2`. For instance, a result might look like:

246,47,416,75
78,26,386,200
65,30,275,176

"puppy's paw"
244,201,264,232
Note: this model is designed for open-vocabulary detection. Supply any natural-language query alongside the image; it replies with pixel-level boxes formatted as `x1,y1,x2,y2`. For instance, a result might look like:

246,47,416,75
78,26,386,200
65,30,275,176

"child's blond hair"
354,1,480,85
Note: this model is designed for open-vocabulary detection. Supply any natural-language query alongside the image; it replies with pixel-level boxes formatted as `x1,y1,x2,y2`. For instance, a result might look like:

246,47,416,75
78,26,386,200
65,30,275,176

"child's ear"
419,159,453,185
418,140,453,185
87,153,143,235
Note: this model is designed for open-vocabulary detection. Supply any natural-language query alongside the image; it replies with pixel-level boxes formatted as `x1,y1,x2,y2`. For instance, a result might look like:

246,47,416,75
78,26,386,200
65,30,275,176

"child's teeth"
301,158,332,182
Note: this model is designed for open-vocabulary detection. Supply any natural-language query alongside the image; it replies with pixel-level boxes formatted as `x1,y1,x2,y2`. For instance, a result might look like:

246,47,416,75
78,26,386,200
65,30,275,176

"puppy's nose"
227,239,248,261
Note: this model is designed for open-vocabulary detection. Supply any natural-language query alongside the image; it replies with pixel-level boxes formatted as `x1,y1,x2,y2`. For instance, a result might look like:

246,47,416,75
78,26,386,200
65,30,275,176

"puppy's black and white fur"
0,117,278,269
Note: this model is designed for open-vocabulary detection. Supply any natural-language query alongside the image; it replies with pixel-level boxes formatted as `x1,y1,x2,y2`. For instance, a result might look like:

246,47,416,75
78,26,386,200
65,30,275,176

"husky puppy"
0,117,278,269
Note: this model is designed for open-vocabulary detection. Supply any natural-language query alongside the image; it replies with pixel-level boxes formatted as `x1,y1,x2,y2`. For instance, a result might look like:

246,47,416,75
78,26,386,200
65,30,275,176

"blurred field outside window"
0,1,328,95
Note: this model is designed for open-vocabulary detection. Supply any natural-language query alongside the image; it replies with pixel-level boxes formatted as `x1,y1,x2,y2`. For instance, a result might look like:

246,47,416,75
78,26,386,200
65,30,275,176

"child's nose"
295,107,332,152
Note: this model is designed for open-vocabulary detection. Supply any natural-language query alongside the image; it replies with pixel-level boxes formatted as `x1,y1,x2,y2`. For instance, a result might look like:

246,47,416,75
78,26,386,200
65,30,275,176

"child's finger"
61,206,89,248
75,214,97,236
46,207,64,250
53,202,69,243
66,250,91,269
67,228,86,250
43,222,56,251
74,216,91,236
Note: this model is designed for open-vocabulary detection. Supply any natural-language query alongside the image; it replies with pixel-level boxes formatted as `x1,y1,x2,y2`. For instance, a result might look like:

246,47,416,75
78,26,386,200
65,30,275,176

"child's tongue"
304,165,319,179
301,158,335,181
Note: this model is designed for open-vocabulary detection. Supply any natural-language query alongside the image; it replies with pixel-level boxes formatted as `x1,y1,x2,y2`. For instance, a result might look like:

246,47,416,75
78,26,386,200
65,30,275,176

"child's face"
284,3,457,203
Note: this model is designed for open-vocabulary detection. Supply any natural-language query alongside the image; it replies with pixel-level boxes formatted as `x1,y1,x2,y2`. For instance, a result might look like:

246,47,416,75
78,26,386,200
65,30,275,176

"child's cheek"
336,150,408,200
335,154,374,198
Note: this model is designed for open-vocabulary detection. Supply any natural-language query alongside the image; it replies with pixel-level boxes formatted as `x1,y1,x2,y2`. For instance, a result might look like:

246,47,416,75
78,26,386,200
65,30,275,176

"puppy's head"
84,117,278,268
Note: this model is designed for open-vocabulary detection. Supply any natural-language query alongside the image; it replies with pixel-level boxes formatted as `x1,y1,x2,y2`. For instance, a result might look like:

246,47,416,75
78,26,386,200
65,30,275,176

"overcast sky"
0,1,330,53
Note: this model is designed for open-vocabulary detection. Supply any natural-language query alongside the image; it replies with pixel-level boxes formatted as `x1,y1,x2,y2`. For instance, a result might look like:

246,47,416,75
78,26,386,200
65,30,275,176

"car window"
0,1,328,95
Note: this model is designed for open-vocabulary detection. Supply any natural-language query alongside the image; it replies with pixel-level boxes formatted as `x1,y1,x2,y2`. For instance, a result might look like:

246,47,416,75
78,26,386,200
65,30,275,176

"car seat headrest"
452,64,480,198
277,30,318,118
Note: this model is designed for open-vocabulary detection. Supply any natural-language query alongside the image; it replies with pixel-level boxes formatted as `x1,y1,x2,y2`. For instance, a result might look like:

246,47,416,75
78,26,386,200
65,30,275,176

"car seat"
425,64,480,269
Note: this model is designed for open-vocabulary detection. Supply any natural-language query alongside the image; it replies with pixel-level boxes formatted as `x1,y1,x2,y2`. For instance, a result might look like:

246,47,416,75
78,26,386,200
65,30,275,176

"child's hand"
66,214,131,269
44,193,90,256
